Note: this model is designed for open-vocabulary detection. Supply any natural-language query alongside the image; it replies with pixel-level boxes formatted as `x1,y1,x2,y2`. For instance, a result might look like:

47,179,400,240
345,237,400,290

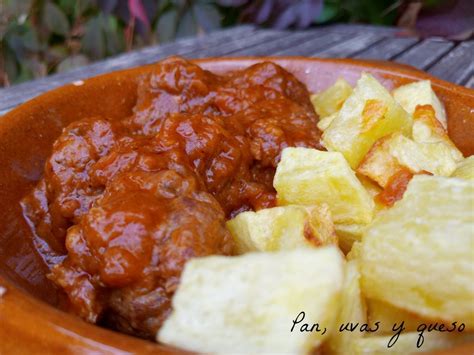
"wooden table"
0,24,473,115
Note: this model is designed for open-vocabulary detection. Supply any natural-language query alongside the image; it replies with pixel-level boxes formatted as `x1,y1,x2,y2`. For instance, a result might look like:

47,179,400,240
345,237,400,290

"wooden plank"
313,32,385,58
225,30,323,56
272,31,352,56
353,36,420,60
326,23,399,35
465,75,474,89
114,25,257,64
228,26,385,57
1,24,471,115
428,41,474,84
393,38,455,70
190,29,289,58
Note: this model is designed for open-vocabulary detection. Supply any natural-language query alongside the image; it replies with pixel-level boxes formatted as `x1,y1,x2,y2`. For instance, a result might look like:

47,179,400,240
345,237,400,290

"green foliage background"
0,0,445,86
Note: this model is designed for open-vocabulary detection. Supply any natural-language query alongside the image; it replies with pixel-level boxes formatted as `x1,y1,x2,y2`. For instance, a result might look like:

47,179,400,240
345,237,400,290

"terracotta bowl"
0,57,473,354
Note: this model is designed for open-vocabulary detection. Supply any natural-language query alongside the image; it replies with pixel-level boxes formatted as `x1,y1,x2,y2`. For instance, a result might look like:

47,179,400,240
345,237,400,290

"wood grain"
0,24,472,115
394,38,455,70
428,41,474,85
353,36,420,60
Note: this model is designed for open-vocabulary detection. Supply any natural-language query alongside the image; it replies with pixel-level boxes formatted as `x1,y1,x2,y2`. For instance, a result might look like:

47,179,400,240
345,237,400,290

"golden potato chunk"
358,132,460,187
357,134,403,188
366,298,425,334
335,223,367,254
346,241,363,261
367,298,471,335
317,112,338,131
452,155,474,180
311,78,353,118
325,261,367,355
333,177,381,253
389,133,460,177
158,247,344,354
352,332,472,354
226,204,336,253
393,79,447,128
274,147,374,224
359,176,474,328
412,105,463,161
322,73,412,168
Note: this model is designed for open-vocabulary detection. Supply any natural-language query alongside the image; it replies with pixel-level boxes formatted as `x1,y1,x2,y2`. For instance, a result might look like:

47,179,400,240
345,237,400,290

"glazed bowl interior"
0,57,473,353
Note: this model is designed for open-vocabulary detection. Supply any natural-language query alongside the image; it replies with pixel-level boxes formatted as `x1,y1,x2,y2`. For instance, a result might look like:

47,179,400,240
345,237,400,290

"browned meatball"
214,61,316,115
129,56,223,134
50,170,233,337
21,117,121,263
45,117,119,223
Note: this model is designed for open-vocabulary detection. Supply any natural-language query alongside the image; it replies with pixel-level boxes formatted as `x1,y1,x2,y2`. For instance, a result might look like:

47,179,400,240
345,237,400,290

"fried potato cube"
158,247,344,354
366,298,425,334
389,133,460,177
325,261,367,355
452,156,474,180
346,241,362,261
226,204,337,253
359,176,474,327
358,174,383,198
352,332,472,354
311,78,353,118
335,223,367,254
274,147,374,224
367,298,471,335
393,80,447,128
358,133,460,187
334,177,382,253
357,134,403,188
412,105,463,161
322,73,412,168
317,111,338,131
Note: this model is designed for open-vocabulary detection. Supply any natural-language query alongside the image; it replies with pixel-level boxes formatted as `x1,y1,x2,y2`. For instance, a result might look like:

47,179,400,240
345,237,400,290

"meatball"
45,117,119,223
129,56,223,134
154,113,272,215
22,117,120,260
49,170,233,337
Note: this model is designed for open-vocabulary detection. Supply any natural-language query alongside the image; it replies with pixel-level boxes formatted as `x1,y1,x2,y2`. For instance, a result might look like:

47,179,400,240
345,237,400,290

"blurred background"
1,0,473,87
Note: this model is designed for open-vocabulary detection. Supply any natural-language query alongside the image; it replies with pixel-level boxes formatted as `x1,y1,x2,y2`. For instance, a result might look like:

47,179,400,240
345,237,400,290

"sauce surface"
21,56,322,338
